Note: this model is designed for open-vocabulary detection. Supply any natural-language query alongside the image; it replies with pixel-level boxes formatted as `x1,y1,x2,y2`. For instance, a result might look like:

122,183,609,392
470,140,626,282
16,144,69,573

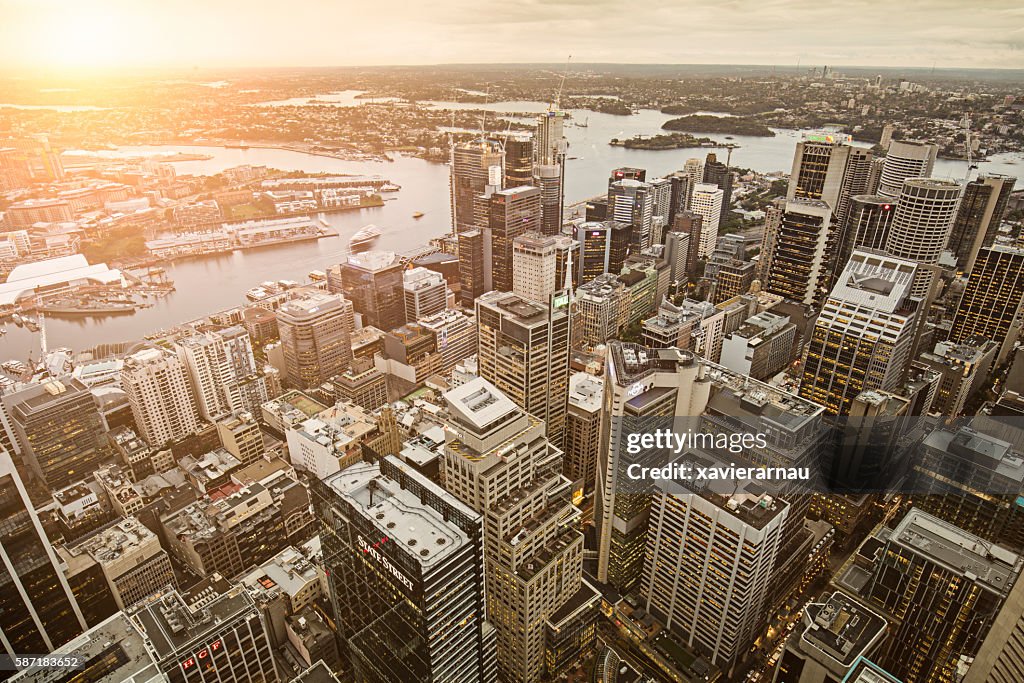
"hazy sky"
2,0,1023,71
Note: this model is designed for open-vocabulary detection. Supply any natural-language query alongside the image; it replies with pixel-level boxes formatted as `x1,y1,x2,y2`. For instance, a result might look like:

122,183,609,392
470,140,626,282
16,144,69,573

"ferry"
413,212,425,219
278,279,300,290
350,224,382,251
380,183,401,192
308,270,327,282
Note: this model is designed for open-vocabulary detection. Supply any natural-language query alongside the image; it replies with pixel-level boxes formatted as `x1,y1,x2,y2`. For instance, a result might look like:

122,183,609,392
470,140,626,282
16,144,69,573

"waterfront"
1,100,1021,361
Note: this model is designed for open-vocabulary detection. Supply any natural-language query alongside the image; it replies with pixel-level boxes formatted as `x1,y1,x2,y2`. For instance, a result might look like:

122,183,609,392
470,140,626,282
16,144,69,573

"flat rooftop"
798,591,887,672
132,584,257,658
890,508,1018,595
326,460,469,569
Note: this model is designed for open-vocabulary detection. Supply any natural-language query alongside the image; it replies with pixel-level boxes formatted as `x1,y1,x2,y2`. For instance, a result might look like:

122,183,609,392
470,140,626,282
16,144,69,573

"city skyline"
2,0,1024,72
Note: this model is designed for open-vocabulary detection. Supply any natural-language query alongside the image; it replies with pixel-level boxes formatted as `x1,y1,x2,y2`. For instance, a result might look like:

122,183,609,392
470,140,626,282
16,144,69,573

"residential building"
121,348,203,447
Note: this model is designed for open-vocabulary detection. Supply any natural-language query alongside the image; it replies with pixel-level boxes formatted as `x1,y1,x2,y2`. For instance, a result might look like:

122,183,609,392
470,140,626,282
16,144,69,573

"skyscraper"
131,578,279,682
672,210,704,278
488,186,542,292
681,158,704,207
787,133,872,226
800,250,920,415
121,348,202,447
313,455,495,683
277,291,354,391
571,220,631,284
702,152,733,225
5,378,107,491
596,343,710,593
475,290,570,448
337,250,407,332
642,470,788,676
833,195,895,282
946,174,1017,273
0,451,86,658
176,327,267,422
512,232,576,302
689,183,724,258
534,111,567,235
607,178,654,250
442,378,585,683
884,177,963,299
502,134,533,187
763,199,834,307
451,138,504,234
876,139,938,198
565,372,603,498
458,229,487,306
403,266,451,322
949,244,1024,363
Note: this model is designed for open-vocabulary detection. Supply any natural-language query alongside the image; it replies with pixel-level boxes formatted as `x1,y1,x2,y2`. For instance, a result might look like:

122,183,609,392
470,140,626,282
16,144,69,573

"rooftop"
798,592,887,672
132,582,258,658
568,373,604,414
325,459,471,568
444,377,520,432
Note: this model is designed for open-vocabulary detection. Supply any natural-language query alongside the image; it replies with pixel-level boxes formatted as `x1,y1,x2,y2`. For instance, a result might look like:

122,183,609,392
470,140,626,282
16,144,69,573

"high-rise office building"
946,174,1017,273
787,134,872,225
719,311,797,380
965,564,1024,683
800,250,920,415
0,451,86,658
681,158,704,206
649,176,673,228
403,266,451,322
833,195,895,282
763,199,834,307
688,183,724,258
331,357,389,411
5,378,107,491
573,273,628,350
443,379,586,683
596,343,711,593
667,171,692,223
176,327,267,422
488,186,542,292
502,134,533,187
337,250,406,332
534,111,568,235
702,152,733,225
608,178,654,250
643,471,788,676
571,220,631,284
876,139,938,198
313,455,495,683
663,230,690,283
132,577,279,682
884,177,962,299
565,372,603,497
277,291,354,391
418,308,478,374
458,228,487,306
949,244,1024,363
672,211,704,278
475,290,570,448
121,348,203,447
512,232,576,302
844,508,1017,683
451,138,504,234
918,337,998,416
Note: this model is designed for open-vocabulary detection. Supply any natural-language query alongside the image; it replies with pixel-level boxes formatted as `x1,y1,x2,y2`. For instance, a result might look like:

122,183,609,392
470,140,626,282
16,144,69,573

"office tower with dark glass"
458,229,486,306
0,451,86,661
313,455,495,683
5,377,107,491
834,195,895,281
947,174,1017,273
442,379,587,683
503,134,533,187
949,244,1024,364
571,220,631,284
787,134,872,226
277,291,354,391
800,250,920,415
451,138,504,234
607,178,654,250
337,251,407,332
702,152,733,224
475,290,570,448
488,185,542,292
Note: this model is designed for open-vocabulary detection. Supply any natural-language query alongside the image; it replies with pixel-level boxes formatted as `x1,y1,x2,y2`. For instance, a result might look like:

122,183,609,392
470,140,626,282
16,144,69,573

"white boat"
380,183,401,192
350,224,382,251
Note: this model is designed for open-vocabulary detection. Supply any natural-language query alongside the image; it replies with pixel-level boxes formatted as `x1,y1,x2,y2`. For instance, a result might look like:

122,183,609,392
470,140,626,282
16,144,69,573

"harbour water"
1,99,1021,360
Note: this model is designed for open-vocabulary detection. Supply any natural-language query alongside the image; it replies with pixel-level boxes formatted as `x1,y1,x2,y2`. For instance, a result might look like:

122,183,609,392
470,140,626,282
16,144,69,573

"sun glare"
36,6,130,70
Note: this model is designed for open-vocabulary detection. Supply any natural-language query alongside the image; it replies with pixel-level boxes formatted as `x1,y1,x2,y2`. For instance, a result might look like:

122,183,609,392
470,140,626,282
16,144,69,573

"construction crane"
963,112,979,181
